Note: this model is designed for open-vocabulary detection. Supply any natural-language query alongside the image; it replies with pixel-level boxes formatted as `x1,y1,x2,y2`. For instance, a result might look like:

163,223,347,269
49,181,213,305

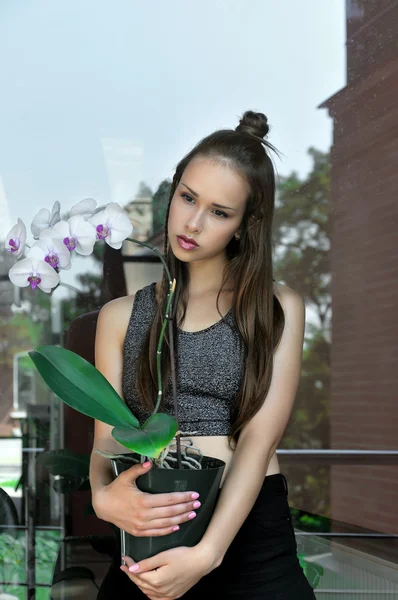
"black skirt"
97,473,316,599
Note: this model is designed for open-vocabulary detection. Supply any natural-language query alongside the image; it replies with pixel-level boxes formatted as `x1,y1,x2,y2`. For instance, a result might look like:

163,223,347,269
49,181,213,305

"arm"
90,297,130,500
199,285,306,568
90,296,203,536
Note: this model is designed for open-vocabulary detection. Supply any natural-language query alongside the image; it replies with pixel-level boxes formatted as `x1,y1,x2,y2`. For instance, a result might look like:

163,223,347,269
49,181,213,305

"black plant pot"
111,453,225,561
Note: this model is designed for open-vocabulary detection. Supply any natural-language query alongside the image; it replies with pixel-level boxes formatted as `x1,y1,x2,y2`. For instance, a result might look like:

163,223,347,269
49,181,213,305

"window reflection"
0,0,397,597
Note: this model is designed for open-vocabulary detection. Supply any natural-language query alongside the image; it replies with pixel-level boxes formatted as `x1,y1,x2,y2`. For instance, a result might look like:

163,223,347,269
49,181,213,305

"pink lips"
177,235,199,250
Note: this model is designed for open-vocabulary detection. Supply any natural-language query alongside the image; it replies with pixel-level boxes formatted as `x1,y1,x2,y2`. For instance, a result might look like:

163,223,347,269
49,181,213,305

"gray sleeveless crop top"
122,282,246,436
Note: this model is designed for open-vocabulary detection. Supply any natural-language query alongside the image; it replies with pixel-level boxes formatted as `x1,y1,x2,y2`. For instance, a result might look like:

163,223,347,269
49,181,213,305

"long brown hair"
136,110,285,448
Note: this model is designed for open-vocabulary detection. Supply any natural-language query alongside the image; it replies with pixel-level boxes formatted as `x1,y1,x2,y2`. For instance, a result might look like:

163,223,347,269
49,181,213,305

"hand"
92,461,201,537
120,545,217,599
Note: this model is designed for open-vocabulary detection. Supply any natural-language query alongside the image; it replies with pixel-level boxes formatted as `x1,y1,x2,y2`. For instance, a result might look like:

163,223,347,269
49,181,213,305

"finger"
125,510,198,537
143,490,200,509
127,552,167,574
122,555,136,569
141,509,198,531
123,555,160,579
121,461,152,482
133,570,163,584
125,523,183,537
145,501,201,521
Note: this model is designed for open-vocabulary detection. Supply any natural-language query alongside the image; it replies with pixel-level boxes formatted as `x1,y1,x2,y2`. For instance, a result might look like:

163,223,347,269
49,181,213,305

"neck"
185,253,232,295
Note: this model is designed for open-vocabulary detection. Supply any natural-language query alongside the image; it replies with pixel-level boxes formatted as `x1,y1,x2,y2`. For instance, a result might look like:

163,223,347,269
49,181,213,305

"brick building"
320,0,398,533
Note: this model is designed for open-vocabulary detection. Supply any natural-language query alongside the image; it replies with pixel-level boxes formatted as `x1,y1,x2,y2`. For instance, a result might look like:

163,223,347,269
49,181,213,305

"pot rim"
112,452,226,470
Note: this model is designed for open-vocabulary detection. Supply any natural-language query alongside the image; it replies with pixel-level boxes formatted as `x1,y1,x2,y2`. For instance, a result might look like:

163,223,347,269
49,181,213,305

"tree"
135,181,153,200
125,181,154,218
274,148,331,516
152,179,171,235
274,147,331,327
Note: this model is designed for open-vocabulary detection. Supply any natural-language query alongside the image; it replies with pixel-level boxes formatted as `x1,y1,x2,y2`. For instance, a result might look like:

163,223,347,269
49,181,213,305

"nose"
185,213,203,234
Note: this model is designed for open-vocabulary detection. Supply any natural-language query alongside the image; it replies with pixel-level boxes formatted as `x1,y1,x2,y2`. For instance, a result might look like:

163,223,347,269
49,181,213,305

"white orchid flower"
31,201,61,239
69,198,97,219
27,238,71,270
88,202,133,249
40,215,97,256
9,257,60,293
5,218,27,258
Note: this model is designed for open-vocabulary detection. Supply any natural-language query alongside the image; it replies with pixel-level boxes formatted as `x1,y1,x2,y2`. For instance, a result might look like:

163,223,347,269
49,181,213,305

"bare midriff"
190,435,280,486
98,435,280,488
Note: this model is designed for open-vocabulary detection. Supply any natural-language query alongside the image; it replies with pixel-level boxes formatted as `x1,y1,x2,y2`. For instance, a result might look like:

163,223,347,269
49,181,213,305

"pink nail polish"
172,525,179,532
193,501,201,509
191,492,199,499
129,564,140,573
188,512,196,519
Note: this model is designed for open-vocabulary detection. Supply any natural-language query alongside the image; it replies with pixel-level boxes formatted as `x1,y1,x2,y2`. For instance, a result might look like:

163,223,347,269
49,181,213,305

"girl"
92,110,316,599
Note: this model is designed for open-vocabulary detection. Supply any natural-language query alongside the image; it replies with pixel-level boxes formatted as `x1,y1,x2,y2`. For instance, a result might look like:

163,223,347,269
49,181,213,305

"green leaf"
112,414,178,458
111,427,156,456
53,475,88,494
37,449,89,479
29,345,139,429
298,555,324,589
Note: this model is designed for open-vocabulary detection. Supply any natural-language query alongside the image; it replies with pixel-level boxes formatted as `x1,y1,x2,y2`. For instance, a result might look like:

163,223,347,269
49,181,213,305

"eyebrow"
180,182,237,211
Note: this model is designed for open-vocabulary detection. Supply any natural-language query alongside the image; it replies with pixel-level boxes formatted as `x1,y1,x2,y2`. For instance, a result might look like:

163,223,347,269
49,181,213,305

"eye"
213,209,228,219
181,193,195,204
181,193,228,219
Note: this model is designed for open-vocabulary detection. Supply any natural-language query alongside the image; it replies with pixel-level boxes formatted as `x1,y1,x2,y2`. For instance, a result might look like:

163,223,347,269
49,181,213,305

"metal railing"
277,449,398,538
276,449,398,465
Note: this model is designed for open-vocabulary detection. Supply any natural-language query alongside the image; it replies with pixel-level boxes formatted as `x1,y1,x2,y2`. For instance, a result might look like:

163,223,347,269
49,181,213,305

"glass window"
1,1,397,597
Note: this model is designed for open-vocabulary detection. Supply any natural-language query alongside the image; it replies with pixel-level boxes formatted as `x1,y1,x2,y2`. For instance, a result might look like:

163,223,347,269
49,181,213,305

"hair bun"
235,110,269,139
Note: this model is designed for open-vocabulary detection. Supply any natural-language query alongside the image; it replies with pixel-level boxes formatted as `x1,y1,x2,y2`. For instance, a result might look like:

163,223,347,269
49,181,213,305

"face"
168,156,249,263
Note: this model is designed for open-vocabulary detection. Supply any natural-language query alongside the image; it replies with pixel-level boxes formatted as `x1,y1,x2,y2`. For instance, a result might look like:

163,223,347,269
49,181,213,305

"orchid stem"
126,237,182,467
168,307,182,469
153,279,175,415
126,237,172,283
57,282,84,296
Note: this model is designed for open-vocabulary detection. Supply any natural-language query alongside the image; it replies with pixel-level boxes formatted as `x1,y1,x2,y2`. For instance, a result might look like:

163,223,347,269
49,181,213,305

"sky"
0,0,346,290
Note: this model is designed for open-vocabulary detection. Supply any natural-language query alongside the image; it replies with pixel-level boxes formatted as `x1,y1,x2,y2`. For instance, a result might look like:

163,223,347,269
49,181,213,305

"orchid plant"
5,198,192,468
6,199,136,291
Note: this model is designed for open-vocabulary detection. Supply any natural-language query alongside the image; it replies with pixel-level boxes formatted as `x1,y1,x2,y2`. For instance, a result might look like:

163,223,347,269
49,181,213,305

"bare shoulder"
97,294,136,343
273,281,305,320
